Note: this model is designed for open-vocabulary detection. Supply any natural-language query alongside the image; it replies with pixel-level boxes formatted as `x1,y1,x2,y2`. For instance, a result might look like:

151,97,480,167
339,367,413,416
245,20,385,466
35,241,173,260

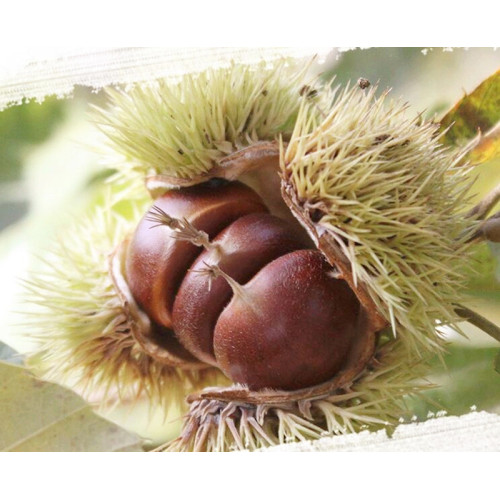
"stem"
481,211,500,242
466,184,500,220
468,210,500,243
454,304,500,343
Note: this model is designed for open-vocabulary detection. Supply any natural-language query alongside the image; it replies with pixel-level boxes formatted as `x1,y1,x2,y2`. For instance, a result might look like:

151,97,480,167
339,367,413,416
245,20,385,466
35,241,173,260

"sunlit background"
1,48,499,445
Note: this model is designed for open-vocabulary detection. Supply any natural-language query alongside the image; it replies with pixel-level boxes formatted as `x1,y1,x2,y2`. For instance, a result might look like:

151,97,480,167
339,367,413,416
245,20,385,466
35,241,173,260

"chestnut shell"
213,249,362,390
121,144,384,401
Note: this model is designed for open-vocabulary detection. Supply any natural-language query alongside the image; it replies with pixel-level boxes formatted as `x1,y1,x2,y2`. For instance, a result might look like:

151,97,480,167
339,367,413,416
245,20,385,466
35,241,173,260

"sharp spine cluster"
93,60,309,181
22,59,479,451
23,194,224,408
282,83,476,358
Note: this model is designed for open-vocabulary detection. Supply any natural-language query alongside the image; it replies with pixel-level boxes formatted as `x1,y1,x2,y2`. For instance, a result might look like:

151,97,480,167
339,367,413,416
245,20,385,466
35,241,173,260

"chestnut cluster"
125,180,362,391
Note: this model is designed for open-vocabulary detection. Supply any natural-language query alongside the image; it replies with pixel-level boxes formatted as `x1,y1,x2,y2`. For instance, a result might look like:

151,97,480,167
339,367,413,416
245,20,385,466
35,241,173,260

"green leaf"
0,362,143,451
441,69,500,149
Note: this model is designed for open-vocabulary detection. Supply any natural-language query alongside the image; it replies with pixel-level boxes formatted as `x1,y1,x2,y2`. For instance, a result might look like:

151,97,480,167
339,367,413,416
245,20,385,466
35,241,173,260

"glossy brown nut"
125,180,268,328
213,249,361,391
172,213,312,365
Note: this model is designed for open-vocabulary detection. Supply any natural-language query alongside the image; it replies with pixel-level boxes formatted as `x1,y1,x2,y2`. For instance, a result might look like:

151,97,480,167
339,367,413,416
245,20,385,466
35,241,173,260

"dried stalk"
454,304,500,343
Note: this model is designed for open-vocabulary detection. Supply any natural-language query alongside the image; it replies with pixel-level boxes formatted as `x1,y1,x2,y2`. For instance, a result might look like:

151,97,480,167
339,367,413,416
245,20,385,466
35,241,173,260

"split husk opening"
26,61,496,451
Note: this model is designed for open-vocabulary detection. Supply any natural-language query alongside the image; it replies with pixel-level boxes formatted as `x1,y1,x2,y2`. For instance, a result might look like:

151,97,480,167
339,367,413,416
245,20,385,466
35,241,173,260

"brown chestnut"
172,212,312,365
125,180,363,391
212,250,361,390
125,180,267,329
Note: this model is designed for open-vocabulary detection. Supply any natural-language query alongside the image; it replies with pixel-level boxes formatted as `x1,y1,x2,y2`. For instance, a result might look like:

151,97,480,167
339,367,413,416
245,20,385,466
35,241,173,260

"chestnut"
126,180,364,391
212,249,361,390
125,180,267,329
172,212,312,365
27,62,478,451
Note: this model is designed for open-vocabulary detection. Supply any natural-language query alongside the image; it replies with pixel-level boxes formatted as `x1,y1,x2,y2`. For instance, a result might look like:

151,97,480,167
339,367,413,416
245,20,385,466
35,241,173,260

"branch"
466,184,500,219
454,304,500,343
468,210,500,243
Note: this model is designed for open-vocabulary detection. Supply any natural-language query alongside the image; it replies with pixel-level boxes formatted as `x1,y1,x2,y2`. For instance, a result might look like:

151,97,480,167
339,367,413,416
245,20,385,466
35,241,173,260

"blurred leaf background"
0,47,499,448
